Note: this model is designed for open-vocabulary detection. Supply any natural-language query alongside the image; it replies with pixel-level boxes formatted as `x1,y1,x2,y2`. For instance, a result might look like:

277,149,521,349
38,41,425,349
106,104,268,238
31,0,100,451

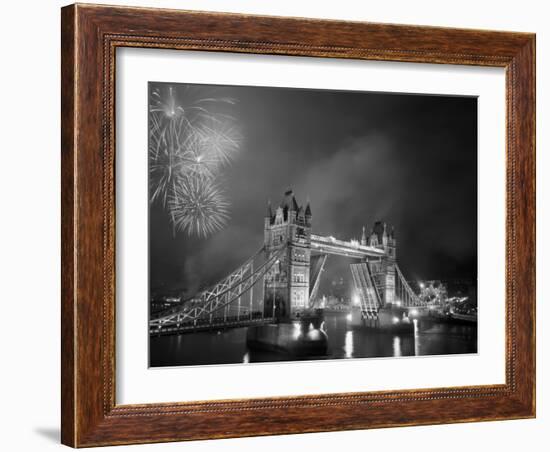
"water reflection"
150,312,478,367
344,331,354,358
292,322,301,339
413,319,420,356
392,336,402,357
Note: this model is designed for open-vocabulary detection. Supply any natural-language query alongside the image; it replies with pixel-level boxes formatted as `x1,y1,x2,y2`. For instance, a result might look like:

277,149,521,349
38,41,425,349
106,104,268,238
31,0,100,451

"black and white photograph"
148,81,478,367
1,0,543,450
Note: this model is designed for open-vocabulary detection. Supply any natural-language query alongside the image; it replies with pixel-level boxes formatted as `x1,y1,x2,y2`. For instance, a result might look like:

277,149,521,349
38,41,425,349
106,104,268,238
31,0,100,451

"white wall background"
0,1,546,451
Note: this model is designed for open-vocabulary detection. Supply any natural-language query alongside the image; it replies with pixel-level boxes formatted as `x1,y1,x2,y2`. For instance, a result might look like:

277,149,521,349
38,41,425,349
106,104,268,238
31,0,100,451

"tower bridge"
150,189,424,335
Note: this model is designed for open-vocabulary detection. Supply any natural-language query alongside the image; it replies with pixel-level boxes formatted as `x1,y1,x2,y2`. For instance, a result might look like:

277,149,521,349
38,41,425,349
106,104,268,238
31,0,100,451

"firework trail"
150,86,184,119
194,117,242,166
148,85,241,237
169,175,230,238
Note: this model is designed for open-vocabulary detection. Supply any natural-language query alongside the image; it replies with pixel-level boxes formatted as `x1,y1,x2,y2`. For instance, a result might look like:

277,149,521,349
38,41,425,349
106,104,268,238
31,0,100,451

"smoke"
296,133,401,239
150,83,477,293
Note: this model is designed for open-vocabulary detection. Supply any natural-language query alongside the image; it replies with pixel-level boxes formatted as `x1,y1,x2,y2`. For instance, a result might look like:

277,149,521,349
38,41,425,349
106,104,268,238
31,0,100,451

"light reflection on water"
413,319,420,356
344,331,354,358
150,311,478,367
292,321,301,339
392,336,402,357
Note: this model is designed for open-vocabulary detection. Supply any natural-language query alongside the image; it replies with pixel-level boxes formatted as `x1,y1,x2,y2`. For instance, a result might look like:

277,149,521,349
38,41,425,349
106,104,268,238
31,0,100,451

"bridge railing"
150,247,286,328
150,247,266,321
395,264,423,307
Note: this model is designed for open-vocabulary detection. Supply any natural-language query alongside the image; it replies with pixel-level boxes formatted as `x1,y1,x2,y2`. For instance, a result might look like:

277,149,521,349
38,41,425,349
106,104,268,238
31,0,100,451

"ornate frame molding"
61,4,535,447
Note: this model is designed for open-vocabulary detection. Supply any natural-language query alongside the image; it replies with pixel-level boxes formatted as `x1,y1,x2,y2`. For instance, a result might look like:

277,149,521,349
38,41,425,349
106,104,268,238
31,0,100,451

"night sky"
149,82,477,297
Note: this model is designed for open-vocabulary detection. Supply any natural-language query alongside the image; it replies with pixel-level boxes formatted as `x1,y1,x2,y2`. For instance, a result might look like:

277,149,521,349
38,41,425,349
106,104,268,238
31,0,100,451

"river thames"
150,311,477,367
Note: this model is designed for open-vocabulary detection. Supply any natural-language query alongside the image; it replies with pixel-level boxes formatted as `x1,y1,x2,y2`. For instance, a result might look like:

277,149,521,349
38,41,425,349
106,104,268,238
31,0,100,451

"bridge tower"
264,189,312,321
367,221,397,306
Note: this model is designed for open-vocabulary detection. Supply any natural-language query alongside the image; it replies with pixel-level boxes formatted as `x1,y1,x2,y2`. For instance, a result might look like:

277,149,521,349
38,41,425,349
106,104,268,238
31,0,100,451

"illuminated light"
395,300,402,307
392,316,400,324
346,313,352,321
419,282,425,289
410,309,418,316
352,294,360,306
242,352,250,363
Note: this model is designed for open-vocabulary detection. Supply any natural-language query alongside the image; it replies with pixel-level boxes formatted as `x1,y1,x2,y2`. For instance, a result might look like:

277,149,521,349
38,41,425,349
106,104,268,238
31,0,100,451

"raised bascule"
150,189,424,335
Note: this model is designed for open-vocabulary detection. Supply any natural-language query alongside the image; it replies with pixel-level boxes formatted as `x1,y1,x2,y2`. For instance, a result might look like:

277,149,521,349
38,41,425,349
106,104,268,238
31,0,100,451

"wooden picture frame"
61,3,535,447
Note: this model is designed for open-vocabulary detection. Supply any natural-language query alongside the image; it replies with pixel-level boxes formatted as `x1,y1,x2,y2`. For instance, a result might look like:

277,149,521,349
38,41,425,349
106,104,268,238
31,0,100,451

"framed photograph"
61,4,535,447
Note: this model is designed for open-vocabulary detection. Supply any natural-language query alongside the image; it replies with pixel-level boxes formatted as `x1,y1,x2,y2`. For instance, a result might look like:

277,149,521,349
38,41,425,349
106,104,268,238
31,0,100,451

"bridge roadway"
150,315,276,336
310,234,386,259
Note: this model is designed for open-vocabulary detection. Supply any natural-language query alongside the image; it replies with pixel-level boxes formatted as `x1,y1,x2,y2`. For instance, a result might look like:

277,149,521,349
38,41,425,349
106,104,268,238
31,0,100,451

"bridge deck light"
392,316,400,324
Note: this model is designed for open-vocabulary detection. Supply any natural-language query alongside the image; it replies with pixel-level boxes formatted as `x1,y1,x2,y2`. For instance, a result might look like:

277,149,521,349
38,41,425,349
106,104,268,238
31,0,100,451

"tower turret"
280,188,298,223
264,200,273,229
387,224,397,259
305,201,312,227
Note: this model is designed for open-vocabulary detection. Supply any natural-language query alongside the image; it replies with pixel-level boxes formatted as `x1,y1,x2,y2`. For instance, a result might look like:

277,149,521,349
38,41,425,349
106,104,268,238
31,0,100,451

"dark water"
149,312,477,367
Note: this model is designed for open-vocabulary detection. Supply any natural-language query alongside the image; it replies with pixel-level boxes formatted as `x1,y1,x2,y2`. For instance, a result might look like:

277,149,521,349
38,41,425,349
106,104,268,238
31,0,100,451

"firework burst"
149,121,218,204
148,112,186,205
169,176,230,238
150,86,184,119
149,84,241,237
195,118,242,166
